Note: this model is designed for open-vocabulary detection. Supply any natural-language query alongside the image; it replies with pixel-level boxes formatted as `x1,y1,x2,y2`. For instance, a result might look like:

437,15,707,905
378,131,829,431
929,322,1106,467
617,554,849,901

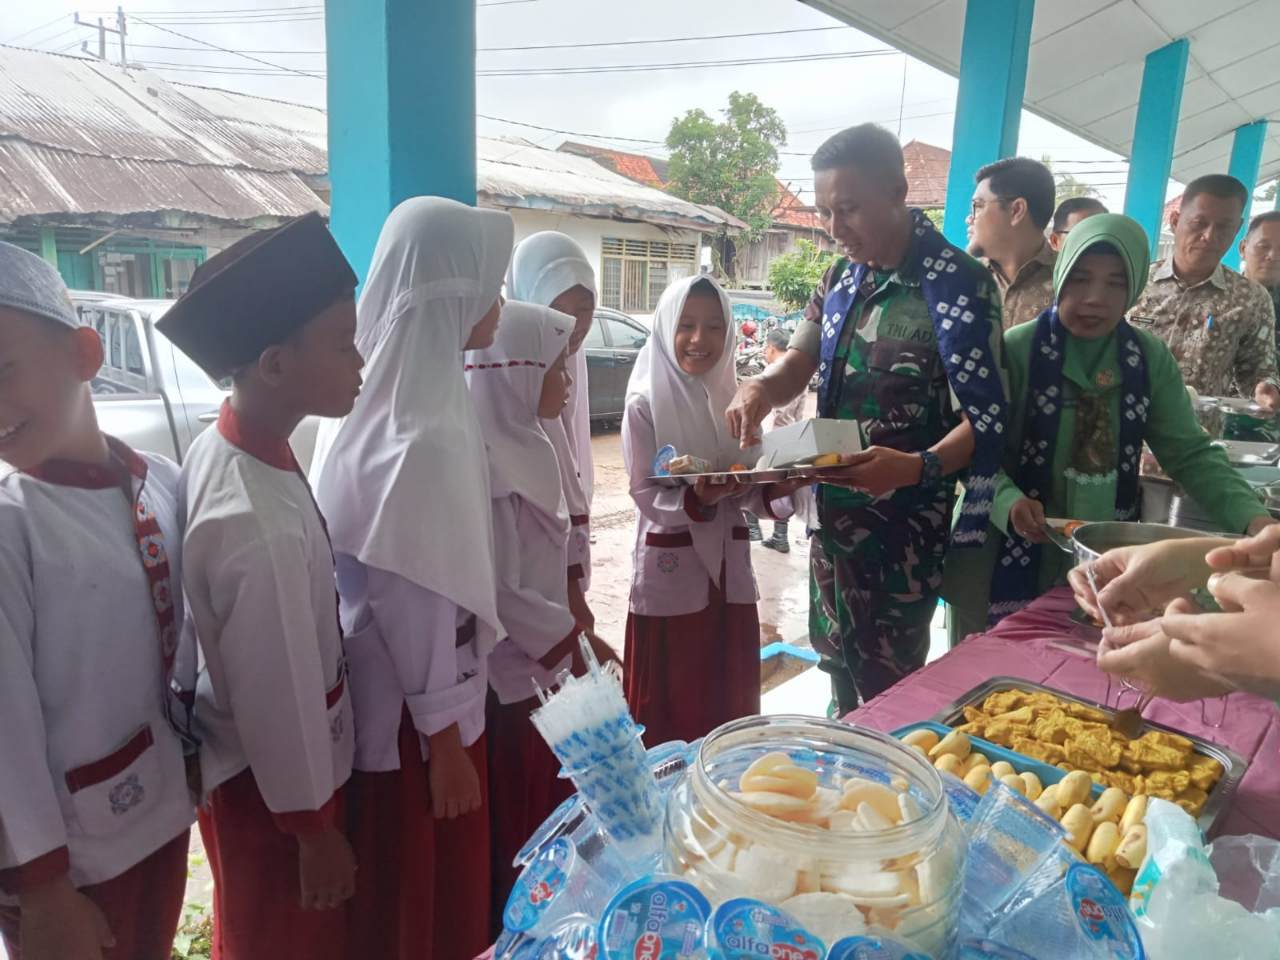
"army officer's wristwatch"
918,450,942,488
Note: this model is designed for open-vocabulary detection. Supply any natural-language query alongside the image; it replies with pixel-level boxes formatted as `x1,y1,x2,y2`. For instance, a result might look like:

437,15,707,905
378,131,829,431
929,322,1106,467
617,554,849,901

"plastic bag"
1130,799,1280,959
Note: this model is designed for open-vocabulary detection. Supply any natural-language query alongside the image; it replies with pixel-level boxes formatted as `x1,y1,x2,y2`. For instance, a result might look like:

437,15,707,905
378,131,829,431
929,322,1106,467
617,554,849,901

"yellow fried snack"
982,690,1029,716
1187,755,1225,792
1011,737,1067,766
1174,786,1210,817
1139,730,1195,754
1064,734,1123,771
1124,739,1189,773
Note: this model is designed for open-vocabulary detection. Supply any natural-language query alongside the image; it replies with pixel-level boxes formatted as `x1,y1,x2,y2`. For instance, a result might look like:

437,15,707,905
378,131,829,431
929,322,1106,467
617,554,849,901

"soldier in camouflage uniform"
728,125,1007,714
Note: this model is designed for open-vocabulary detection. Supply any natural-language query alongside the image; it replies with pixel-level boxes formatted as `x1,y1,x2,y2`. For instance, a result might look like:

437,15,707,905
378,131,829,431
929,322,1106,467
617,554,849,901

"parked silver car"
71,293,320,468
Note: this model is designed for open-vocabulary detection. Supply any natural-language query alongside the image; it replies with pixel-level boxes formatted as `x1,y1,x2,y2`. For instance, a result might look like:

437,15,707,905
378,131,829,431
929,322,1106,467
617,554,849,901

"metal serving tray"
1212,439,1280,466
929,676,1248,834
648,465,846,488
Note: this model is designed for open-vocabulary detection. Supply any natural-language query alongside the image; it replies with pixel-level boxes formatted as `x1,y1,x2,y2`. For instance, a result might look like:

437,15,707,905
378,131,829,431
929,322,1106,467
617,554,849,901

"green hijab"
1052,213,1151,312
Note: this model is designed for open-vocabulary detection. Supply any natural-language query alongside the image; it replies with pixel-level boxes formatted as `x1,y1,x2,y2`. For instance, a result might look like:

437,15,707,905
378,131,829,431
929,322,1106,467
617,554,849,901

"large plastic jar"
663,715,965,958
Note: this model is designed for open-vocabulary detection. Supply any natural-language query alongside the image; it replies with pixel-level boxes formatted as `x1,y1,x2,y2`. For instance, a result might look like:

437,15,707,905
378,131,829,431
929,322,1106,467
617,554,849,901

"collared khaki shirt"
1130,260,1280,397
985,241,1056,331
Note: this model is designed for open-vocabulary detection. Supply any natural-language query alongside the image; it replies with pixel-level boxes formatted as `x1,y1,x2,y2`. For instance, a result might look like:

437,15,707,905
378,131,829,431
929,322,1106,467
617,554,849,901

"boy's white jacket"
182,426,353,816
0,456,193,890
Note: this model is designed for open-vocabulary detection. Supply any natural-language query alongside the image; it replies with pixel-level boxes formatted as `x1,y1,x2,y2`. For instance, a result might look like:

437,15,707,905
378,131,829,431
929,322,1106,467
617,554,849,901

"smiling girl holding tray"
621,275,794,745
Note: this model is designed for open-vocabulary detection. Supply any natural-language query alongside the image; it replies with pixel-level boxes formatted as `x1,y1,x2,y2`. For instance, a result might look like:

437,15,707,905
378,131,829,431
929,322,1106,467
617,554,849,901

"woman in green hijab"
942,213,1270,638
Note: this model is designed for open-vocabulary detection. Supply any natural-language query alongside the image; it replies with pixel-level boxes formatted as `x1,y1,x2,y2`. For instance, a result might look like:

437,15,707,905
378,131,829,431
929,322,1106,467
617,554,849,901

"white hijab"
506,232,596,517
624,274,752,577
466,301,572,544
310,196,514,654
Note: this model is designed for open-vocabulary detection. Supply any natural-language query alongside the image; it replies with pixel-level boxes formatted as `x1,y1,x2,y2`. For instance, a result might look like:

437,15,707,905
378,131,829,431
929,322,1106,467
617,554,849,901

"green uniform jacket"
942,320,1268,629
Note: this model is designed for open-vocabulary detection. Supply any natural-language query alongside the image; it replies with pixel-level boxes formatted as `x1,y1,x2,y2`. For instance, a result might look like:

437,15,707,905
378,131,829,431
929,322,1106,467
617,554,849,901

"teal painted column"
325,0,476,281
941,0,1035,245
1224,120,1268,271
1123,40,1190,259
39,226,57,268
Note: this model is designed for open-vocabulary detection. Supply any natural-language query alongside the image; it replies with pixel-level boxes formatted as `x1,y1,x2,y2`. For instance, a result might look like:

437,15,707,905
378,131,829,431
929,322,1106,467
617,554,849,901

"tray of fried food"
928,677,1245,835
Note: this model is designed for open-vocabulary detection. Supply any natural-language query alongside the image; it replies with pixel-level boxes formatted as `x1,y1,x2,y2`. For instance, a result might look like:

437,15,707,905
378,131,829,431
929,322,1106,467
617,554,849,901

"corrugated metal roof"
0,44,326,223
0,44,733,231
479,137,740,231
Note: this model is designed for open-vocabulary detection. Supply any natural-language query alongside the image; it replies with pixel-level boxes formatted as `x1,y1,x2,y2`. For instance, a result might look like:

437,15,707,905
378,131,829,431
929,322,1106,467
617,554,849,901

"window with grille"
600,237,698,312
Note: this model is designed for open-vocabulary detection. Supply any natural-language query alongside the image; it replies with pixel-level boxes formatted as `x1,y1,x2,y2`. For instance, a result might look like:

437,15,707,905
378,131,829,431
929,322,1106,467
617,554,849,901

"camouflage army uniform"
791,249,1003,712
1130,260,1279,399
985,241,1056,331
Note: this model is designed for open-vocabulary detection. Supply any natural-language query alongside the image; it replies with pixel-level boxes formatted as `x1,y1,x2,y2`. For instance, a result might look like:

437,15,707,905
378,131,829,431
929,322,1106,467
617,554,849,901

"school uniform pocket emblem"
108,775,145,815
657,552,679,574
330,713,344,743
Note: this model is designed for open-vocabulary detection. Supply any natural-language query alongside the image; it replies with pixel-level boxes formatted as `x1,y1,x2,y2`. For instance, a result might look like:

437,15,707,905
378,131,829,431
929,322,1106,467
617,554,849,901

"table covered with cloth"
845,586,1280,840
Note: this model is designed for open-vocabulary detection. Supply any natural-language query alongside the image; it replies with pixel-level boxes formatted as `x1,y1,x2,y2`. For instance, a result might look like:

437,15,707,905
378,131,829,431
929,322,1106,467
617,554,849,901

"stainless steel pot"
1048,520,1211,567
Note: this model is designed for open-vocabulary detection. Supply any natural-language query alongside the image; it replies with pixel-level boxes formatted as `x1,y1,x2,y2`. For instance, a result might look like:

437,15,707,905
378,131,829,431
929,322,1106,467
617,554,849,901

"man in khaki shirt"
1131,175,1280,410
1240,210,1280,338
967,156,1058,330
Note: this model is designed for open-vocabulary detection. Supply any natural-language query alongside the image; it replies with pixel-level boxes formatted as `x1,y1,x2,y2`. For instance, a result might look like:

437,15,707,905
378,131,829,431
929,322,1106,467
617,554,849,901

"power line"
131,16,322,78
478,24,850,52
3,13,68,44
128,23,858,57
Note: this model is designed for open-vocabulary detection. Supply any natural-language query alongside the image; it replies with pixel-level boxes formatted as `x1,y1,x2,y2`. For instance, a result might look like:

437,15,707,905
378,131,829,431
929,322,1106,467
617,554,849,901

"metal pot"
1051,521,1210,567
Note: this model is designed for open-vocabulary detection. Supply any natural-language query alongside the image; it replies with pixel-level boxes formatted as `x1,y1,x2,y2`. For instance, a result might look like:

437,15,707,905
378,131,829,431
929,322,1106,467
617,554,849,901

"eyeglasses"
970,197,1006,218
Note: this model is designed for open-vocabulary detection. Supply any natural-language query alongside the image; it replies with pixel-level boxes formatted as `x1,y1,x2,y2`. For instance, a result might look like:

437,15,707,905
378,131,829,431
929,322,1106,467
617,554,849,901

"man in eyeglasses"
967,157,1058,330
1048,196,1108,253
1131,175,1279,411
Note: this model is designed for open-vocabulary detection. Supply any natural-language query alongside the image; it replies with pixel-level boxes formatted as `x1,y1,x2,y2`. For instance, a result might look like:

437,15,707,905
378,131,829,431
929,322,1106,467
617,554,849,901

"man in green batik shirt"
943,214,1273,639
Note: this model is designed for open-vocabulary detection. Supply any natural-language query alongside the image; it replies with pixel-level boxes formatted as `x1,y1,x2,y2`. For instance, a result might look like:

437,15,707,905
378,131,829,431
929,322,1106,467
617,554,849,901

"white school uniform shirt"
487,494,577,704
622,394,790,617
333,557,487,771
0,441,193,893
182,404,352,825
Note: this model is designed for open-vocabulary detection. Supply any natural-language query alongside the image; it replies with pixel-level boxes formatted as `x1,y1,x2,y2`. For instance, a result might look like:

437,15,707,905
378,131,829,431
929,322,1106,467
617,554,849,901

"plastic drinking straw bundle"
530,636,663,852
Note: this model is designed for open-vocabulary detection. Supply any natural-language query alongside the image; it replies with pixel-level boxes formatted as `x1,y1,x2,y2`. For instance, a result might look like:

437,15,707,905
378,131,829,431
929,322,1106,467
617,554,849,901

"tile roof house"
558,141,833,287
902,139,950,210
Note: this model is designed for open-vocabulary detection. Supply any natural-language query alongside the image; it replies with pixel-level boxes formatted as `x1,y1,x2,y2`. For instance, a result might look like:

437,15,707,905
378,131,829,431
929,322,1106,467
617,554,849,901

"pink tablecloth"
846,586,1280,840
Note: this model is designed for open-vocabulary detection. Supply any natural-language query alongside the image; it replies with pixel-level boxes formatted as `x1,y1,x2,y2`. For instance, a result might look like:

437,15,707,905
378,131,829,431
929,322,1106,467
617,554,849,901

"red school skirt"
346,707,491,960
0,830,189,960
624,581,762,748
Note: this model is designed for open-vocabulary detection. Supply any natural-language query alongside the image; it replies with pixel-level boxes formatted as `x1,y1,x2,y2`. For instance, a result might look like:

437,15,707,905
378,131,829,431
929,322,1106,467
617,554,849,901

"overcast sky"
3,0,1145,207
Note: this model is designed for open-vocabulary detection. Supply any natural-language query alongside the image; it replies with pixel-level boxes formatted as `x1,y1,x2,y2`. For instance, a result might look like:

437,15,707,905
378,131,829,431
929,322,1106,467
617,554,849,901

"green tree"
666,92,786,280
768,239,838,311
1041,154,1101,206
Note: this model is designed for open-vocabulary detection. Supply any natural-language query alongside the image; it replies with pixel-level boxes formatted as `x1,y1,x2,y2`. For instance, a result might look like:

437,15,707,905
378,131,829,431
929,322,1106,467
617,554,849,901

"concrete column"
1224,120,1268,271
1123,40,1190,259
941,0,1035,246
325,0,476,281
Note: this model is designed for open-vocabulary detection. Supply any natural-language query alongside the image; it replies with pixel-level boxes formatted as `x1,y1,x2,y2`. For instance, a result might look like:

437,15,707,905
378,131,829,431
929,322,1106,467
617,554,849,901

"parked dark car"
583,307,650,424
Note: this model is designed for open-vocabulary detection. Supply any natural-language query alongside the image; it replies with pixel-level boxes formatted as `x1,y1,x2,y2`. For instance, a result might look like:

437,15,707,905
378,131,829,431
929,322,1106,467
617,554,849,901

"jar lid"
503,837,575,933
710,898,825,960
827,934,932,960
599,876,711,960
1064,863,1145,959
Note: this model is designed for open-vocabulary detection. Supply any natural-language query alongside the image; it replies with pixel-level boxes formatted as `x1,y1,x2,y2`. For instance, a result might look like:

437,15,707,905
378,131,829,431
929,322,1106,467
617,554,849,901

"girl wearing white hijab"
309,196,512,960
622,275,793,745
463,299,594,912
505,232,598,629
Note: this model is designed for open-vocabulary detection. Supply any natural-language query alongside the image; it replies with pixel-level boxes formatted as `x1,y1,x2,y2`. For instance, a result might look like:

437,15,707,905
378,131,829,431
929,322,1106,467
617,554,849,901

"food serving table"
845,586,1280,840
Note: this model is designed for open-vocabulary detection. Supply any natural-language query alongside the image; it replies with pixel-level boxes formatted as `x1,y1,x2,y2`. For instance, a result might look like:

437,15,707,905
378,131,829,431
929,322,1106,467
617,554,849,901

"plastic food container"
663,716,966,959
